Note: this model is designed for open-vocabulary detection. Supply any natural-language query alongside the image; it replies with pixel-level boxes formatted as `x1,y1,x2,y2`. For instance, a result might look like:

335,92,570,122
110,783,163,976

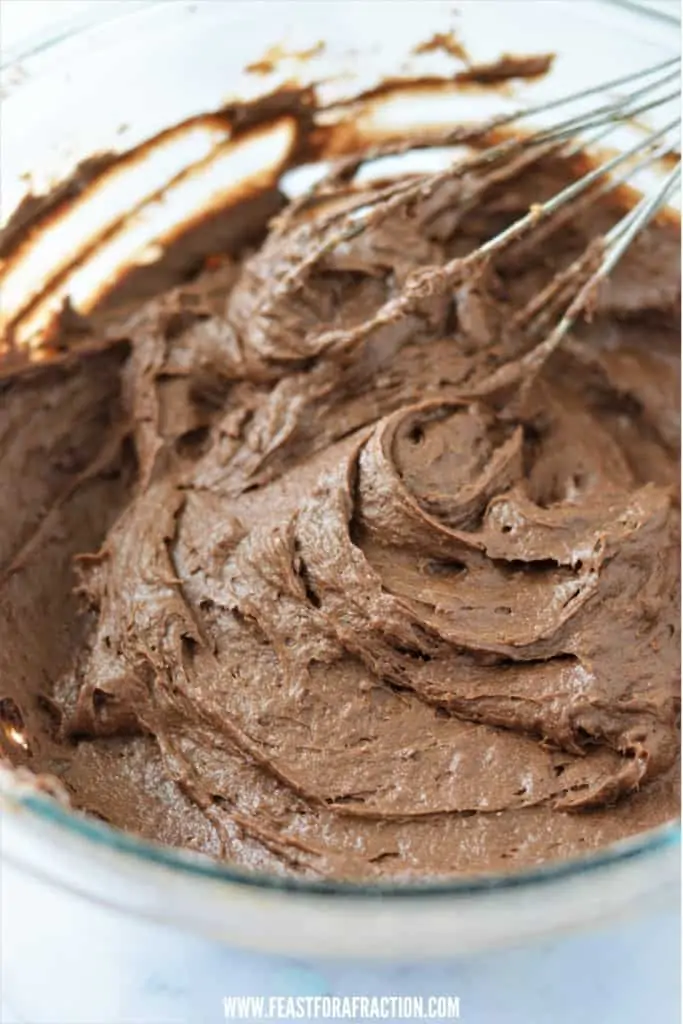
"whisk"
267,56,681,389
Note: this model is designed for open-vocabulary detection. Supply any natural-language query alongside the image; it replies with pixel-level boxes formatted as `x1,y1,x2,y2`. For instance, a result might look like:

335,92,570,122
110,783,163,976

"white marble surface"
1,851,681,1024
1,3,680,1022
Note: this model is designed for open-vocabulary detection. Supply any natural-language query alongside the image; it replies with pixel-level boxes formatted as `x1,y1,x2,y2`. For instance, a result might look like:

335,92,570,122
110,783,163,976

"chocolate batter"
0,124,679,880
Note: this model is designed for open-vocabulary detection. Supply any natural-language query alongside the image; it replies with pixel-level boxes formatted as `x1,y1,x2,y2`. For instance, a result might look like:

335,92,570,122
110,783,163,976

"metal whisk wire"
280,57,680,261
275,56,680,396
476,116,679,262
484,57,679,145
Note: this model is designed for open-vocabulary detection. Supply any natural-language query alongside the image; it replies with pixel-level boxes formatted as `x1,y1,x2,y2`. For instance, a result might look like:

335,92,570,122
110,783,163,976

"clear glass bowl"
0,0,679,957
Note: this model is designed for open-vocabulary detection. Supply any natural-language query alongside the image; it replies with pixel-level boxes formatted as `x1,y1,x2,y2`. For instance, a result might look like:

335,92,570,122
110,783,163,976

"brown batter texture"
0,130,680,881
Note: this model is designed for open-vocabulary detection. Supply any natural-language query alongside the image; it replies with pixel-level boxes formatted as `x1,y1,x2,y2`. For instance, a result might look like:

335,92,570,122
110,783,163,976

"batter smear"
0,136,679,880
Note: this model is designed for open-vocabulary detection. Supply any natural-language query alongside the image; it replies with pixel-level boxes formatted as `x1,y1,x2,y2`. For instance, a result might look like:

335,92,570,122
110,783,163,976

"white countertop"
1,849,681,1024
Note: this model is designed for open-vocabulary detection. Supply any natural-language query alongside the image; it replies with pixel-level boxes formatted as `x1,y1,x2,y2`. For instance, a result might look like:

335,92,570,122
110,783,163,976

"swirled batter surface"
0,138,679,880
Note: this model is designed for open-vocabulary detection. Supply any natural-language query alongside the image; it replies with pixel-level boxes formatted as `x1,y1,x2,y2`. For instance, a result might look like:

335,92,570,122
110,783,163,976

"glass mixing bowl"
0,0,680,959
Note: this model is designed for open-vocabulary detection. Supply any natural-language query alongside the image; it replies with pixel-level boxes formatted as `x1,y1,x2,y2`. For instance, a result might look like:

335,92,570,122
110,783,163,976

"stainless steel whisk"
272,56,681,387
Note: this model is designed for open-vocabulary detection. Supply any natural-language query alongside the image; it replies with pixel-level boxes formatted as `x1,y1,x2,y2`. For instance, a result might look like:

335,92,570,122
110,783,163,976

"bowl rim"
0,0,166,70
6,785,679,898
1,0,678,71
